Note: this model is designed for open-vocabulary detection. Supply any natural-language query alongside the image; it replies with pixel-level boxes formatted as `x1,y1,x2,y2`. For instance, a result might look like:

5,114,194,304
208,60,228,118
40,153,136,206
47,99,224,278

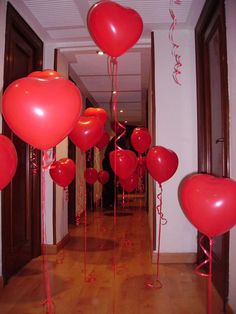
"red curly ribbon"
30,147,39,175
169,0,182,85
146,184,167,290
195,235,214,314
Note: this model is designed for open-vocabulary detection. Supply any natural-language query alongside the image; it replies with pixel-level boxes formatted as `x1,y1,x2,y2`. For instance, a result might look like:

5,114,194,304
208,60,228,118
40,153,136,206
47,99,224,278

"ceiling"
9,0,205,127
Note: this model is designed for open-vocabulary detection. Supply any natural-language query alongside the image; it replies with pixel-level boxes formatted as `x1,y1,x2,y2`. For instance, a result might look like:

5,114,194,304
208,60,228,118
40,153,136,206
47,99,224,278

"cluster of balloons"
84,168,109,186
109,126,179,193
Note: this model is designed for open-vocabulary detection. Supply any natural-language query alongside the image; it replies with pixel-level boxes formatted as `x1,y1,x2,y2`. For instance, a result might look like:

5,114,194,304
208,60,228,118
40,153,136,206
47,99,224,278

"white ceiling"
9,0,205,126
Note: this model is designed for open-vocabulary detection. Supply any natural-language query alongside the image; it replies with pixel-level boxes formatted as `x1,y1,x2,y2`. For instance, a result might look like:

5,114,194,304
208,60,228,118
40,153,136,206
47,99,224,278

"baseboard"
152,252,197,264
44,233,70,255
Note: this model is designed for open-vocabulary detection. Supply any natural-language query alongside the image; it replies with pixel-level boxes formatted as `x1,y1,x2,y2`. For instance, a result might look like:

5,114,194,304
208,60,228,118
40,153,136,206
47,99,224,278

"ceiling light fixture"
112,91,117,94
119,109,123,113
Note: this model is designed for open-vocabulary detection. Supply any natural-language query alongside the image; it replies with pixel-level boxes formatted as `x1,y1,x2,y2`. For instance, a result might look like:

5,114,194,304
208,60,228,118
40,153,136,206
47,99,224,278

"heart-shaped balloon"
2,74,82,150
0,135,18,190
49,158,75,188
146,146,178,184
131,127,151,154
109,149,137,179
98,170,110,184
28,70,62,78
96,132,110,149
179,174,236,238
69,116,104,152
84,167,98,184
87,1,143,57
120,172,139,193
84,107,108,125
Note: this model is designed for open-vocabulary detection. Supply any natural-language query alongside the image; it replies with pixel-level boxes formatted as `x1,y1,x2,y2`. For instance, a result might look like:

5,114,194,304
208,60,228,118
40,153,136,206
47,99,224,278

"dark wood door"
2,3,43,283
196,0,229,308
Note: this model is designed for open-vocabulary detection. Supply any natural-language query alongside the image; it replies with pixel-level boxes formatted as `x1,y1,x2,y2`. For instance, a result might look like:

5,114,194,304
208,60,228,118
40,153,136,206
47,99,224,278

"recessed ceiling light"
112,90,117,94
124,120,128,124
119,109,123,113
96,50,104,55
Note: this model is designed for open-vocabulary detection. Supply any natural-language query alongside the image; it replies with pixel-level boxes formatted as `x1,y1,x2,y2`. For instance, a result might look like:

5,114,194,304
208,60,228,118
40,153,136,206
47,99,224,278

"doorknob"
215,137,224,144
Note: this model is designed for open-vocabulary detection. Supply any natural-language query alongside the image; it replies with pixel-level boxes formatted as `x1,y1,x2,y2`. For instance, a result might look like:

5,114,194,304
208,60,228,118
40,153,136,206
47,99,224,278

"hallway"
0,203,223,314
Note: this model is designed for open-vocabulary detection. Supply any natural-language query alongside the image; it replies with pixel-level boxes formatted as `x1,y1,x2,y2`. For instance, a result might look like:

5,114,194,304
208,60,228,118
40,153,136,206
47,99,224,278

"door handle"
215,137,224,144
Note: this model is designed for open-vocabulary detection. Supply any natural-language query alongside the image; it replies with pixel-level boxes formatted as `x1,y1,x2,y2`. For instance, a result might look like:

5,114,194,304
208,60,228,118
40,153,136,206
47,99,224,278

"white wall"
154,29,198,253
0,0,7,278
225,0,236,311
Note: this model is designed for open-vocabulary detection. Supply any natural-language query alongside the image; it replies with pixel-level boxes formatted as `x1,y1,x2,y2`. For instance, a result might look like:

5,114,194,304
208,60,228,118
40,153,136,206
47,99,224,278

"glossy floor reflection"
0,204,224,314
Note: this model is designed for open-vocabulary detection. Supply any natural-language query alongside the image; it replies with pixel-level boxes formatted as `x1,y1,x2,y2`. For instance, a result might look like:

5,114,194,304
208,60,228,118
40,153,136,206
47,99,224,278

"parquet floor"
0,201,224,314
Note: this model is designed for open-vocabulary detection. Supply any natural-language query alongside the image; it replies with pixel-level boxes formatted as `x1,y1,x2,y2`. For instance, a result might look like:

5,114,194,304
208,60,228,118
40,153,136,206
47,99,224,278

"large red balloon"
146,146,178,184
49,158,75,188
131,127,151,153
179,174,236,238
84,107,108,125
96,132,110,149
109,149,137,180
2,73,82,150
97,170,110,184
120,172,139,193
0,135,18,190
28,70,62,78
84,168,98,184
69,116,104,152
87,1,143,57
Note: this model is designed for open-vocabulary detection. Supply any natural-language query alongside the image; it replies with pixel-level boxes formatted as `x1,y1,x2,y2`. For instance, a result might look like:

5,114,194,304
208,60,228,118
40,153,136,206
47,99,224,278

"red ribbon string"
195,235,214,314
30,147,38,175
169,0,182,85
146,184,166,290
41,164,54,313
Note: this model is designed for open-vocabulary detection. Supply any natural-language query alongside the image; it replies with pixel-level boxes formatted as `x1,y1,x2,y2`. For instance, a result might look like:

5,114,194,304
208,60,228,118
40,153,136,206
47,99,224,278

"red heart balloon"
84,168,98,185
28,70,62,78
98,170,110,184
84,107,108,125
2,75,82,150
69,116,104,152
96,132,110,149
179,174,236,238
0,135,18,190
87,1,143,57
120,172,139,193
109,149,137,180
49,158,75,188
146,146,178,184
131,127,151,154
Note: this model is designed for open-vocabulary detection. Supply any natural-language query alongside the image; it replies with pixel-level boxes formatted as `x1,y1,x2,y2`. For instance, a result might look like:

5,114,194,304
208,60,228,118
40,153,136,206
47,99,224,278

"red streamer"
169,0,182,85
195,235,214,314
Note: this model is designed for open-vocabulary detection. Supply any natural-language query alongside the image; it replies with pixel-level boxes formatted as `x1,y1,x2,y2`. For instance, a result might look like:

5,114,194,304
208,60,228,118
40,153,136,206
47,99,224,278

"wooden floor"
0,204,225,314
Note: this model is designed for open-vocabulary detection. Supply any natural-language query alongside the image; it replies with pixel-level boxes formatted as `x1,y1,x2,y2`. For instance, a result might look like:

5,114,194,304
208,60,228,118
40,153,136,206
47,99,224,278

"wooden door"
68,138,76,224
2,3,43,283
195,0,229,308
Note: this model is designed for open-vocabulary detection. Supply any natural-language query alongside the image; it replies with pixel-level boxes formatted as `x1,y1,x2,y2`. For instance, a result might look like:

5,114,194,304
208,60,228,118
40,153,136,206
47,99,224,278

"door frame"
2,3,43,282
195,0,230,306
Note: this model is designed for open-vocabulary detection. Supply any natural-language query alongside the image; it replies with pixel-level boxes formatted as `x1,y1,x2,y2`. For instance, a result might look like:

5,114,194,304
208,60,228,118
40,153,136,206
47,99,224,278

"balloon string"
42,149,56,170
109,57,126,151
30,146,39,175
195,235,214,314
169,0,182,85
41,167,54,314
